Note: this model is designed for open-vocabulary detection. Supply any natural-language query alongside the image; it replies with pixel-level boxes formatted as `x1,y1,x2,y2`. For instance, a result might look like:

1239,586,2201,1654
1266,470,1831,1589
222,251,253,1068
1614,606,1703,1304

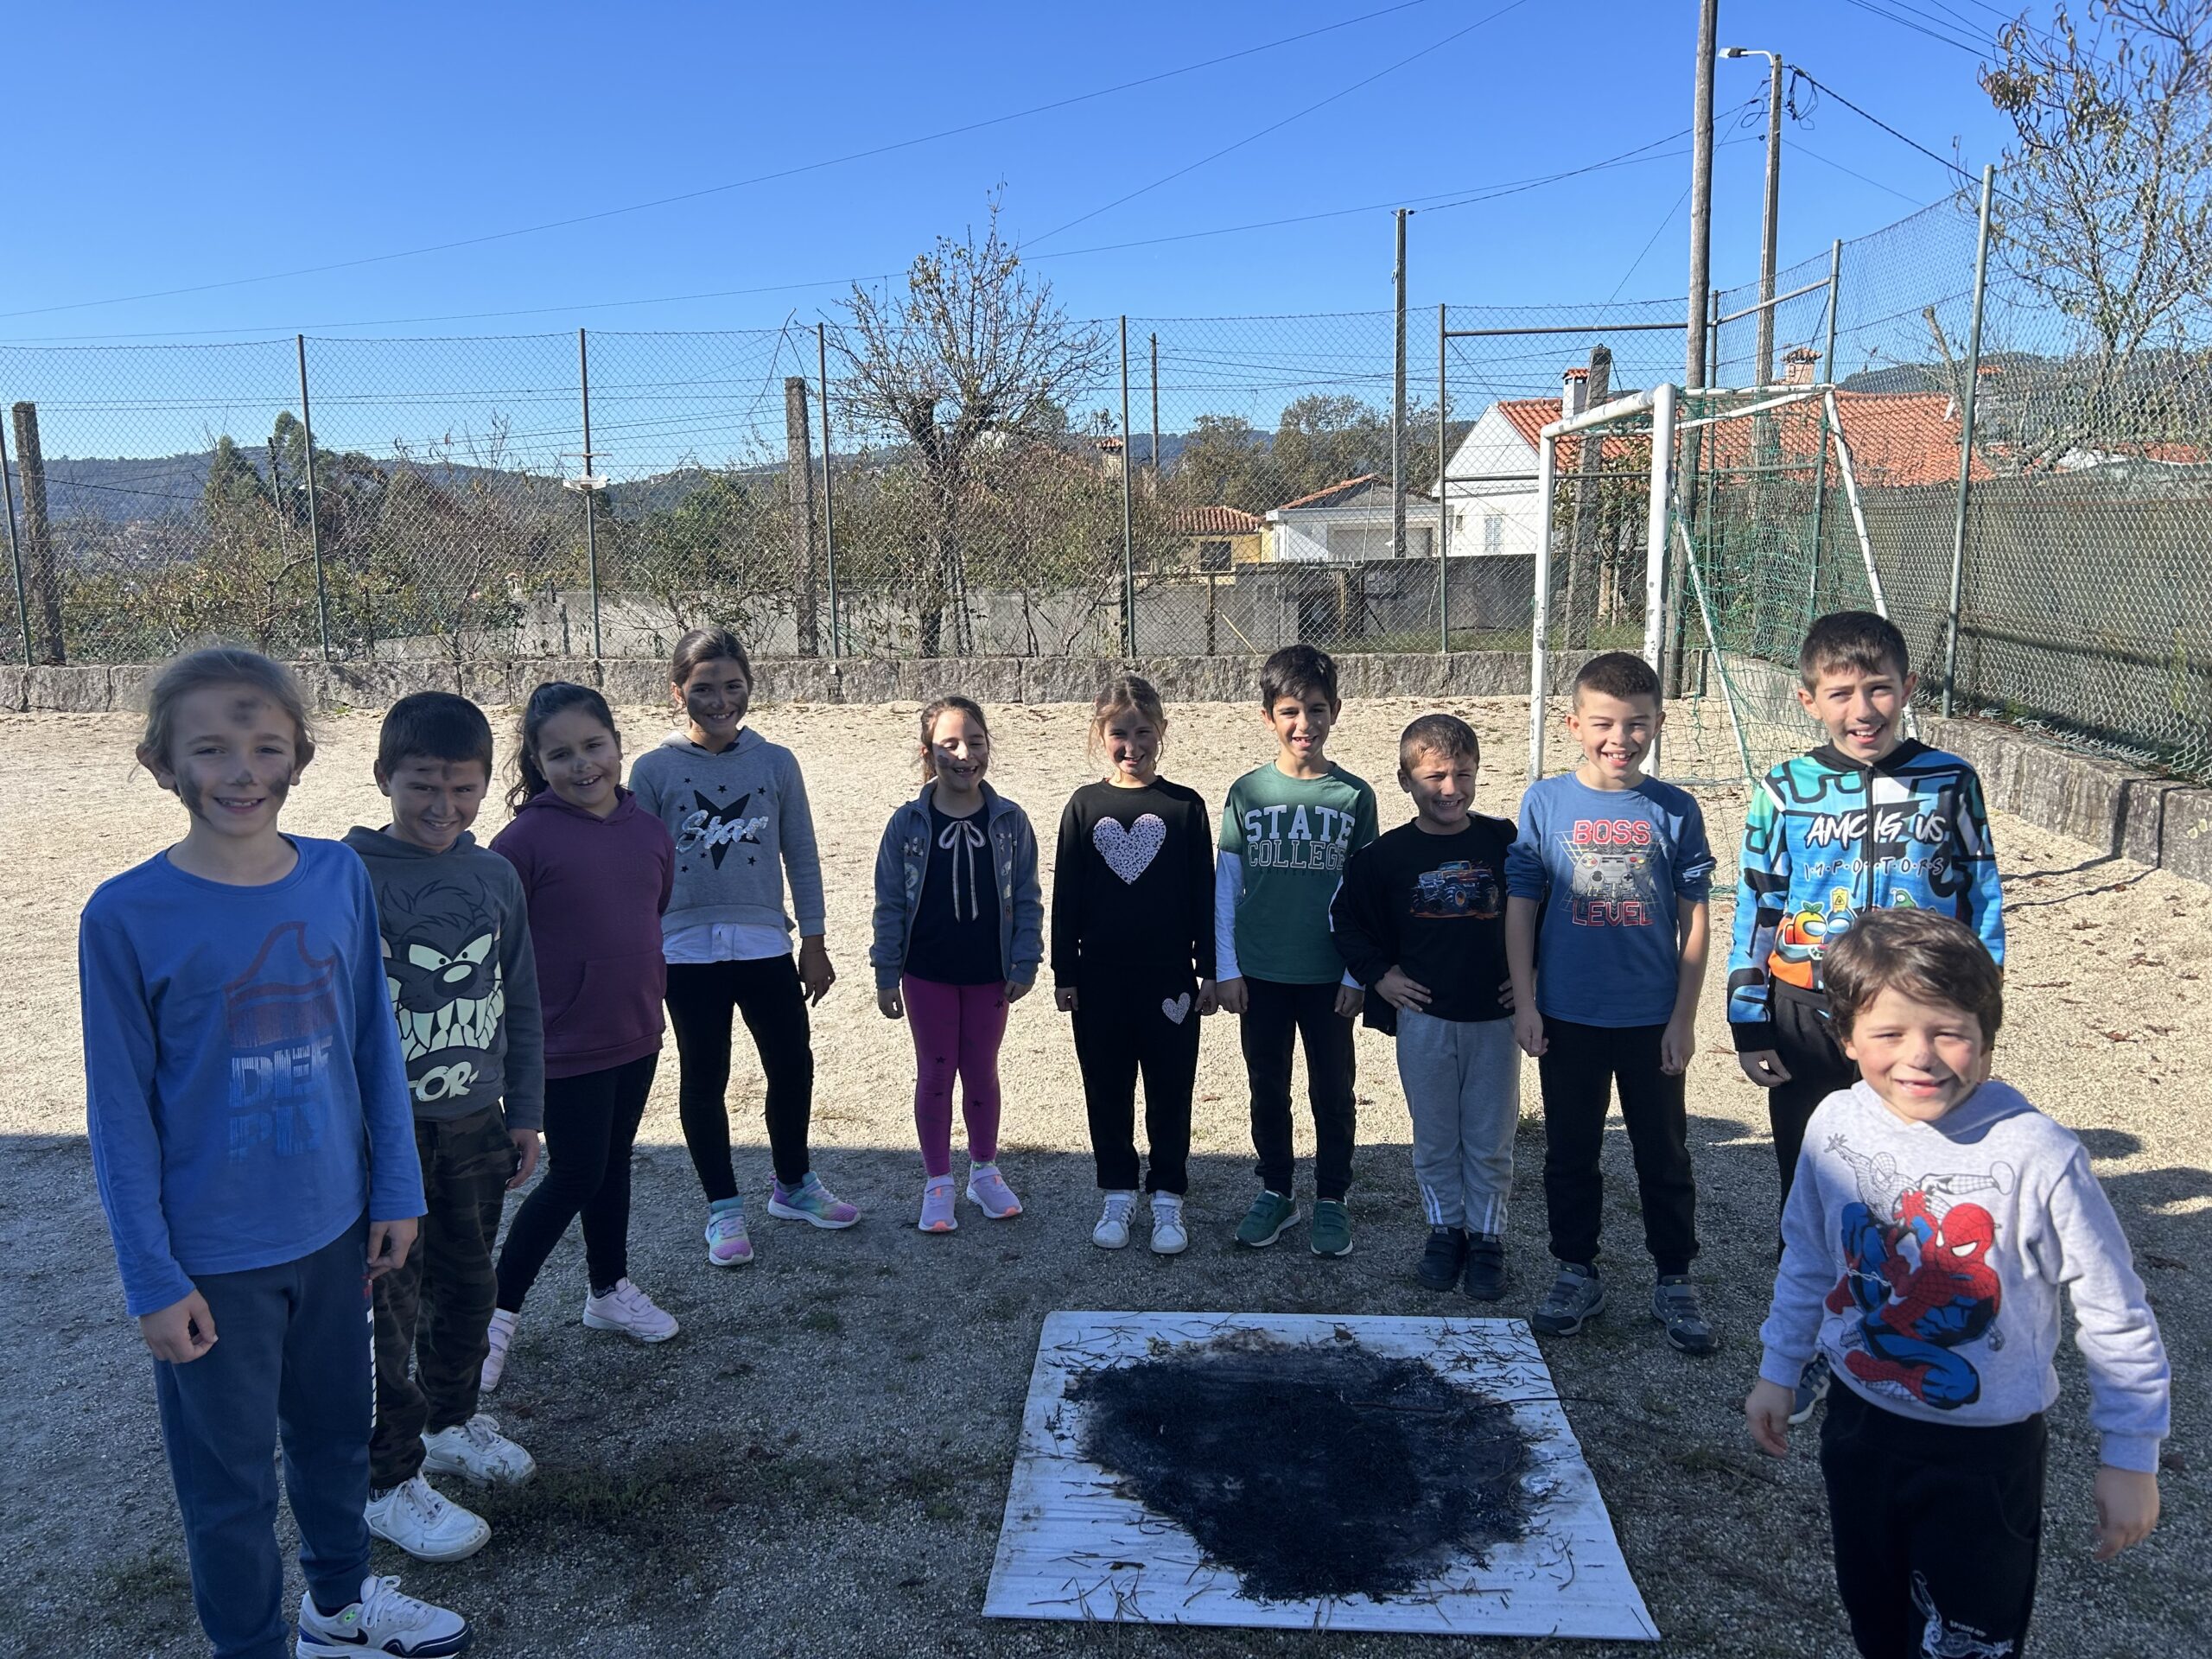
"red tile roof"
1273,473,1382,512
1493,398,1647,470
1169,505,1266,535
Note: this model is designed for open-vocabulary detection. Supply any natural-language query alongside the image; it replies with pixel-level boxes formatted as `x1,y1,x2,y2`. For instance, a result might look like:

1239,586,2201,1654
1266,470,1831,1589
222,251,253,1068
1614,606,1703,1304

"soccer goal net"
1527,382,1909,788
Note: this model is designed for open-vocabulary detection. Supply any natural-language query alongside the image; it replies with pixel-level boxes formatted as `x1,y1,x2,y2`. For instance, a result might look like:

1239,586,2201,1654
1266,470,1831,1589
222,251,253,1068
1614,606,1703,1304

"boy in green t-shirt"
1216,644,1380,1256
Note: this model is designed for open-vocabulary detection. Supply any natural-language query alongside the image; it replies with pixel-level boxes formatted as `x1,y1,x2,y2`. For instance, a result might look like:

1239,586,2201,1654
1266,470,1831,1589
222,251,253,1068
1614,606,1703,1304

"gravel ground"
0,695,2202,1658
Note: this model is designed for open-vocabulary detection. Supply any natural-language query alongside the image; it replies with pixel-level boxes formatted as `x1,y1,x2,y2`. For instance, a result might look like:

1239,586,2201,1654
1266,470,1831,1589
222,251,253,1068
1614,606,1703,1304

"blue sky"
2,0,2024,340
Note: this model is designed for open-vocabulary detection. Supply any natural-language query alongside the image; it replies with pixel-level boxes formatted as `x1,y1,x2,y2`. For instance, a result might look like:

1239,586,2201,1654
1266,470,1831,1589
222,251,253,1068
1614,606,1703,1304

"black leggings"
495,1052,658,1308
1073,967,1200,1194
1770,982,1858,1209
1535,1016,1697,1275
664,956,815,1198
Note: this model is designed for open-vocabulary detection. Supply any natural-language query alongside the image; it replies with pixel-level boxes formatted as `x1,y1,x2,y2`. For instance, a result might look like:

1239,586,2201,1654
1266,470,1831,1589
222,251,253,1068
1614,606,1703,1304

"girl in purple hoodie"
483,683,676,1388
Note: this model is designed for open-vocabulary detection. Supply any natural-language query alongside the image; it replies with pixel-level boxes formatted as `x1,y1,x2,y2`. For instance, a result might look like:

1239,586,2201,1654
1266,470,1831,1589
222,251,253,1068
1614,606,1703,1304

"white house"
1265,473,1438,562
1437,368,1614,559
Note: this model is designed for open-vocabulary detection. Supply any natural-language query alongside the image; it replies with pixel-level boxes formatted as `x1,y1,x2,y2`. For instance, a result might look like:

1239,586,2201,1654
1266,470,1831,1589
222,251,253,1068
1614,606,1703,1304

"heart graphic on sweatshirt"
1093,813,1166,885
1161,993,1192,1025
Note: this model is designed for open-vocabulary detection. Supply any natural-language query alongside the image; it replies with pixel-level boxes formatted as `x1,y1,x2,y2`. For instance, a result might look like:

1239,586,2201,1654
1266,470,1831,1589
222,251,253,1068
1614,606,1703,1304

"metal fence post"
578,327,602,662
295,335,332,662
817,322,840,660
1804,238,1843,625
0,418,29,665
1942,166,1996,717
1436,303,1449,653
1119,315,1135,656
1393,209,1408,563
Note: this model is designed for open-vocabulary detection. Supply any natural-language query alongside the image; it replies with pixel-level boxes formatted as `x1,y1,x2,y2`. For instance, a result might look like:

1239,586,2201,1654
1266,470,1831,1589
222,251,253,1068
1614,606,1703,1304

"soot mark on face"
1071,1331,1531,1604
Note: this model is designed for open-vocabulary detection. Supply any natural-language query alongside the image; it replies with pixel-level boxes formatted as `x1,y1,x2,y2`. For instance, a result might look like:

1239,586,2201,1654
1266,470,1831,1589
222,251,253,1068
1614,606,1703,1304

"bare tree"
1980,2,2212,465
835,195,1109,656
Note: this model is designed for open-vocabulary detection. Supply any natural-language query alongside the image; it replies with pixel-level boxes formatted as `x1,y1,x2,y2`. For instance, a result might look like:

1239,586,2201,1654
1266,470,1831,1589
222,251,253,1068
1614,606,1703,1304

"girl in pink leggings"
870,696,1045,1233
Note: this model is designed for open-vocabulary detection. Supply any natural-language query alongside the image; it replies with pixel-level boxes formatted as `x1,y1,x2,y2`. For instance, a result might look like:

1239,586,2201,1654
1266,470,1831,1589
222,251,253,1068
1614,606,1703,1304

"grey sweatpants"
1395,1009,1521,1233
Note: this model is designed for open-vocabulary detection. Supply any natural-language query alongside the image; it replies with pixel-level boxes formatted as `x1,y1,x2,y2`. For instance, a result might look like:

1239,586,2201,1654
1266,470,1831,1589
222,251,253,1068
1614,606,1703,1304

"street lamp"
1723,46,1785,388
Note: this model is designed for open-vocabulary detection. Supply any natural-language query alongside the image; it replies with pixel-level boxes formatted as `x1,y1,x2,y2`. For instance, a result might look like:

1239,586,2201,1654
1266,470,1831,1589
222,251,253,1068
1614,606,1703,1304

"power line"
1029,0,1534,245
1835,0,1991,57
1783,137,1931,207
0,0,1443,323
1789,69,1986,188
1607,188,1693,305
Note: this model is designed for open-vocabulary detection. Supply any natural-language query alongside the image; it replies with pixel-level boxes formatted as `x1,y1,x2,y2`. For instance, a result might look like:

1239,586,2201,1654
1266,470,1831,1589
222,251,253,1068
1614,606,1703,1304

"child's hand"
1497,976,1516,1012
1745,1379,1795,1457
1216,976,1249,1015
1513,1003,1548,1058
366,1217,418,1281
1196,979,1218,1016
1006,979,1032,1004
1738,1049,1793,1088
1375,967,1431,1012
1333,984,1364,1020
1054,986,1079,1014
877,985,904,1020
2093,1466,2160,1561
508,1129,541,1190
798,936,836,1006
139,1288,218,1363
1662,1014,1696,1076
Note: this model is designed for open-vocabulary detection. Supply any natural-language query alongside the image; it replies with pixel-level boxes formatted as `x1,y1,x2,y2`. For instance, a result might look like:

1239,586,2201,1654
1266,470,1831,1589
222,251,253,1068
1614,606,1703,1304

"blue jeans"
155,1218,373,1659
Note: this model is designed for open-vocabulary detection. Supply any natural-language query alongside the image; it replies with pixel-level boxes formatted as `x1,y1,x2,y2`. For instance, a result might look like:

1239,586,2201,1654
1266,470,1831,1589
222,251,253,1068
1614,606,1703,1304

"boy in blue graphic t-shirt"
1505,652,1719,1357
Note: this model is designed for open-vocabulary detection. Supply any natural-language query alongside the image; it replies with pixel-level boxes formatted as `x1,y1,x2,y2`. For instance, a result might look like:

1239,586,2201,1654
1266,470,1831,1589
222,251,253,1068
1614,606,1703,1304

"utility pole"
1393,208,1409,561
9,402,62,664
1685,0,1719,391
1724,47,1786,387
1148,332,1161,483
785,377,818,658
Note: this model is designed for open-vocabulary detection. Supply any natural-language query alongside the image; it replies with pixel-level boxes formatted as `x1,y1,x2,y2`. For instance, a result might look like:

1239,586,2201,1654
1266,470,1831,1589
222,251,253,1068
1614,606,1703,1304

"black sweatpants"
1073,966,1200,1194
1770,982,1858,1207
495,1052,658,1310
664,955,815,1196
1535,1016,1697,1275
1821,1382,2046,1657
1242,976,1357,1202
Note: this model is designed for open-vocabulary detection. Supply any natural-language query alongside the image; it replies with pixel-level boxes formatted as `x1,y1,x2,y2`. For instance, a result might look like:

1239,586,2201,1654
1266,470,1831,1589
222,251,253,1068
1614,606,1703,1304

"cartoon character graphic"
1411,860,1502,920
1823,1137,2012,1408
1558,818,1656,927
1769,887,1918,989
378,880,506,1103
1910,1573,2016,1657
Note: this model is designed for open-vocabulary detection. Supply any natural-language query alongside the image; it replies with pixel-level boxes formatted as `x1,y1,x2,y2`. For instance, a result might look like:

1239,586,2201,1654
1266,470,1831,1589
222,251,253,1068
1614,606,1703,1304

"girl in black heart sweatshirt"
1050,676,1217,1256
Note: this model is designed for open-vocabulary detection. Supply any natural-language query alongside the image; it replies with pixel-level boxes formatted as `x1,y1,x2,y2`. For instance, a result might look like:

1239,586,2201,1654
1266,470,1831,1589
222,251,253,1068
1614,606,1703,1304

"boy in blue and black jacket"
1728,610,2005,1211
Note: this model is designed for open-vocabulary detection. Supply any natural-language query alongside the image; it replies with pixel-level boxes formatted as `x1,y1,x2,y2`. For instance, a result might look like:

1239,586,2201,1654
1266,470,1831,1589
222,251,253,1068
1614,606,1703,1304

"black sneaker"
1651,1274,1720,1356
1462,1232,1507,1302
1530,1262,1605,1336
1416,1227,1469,1290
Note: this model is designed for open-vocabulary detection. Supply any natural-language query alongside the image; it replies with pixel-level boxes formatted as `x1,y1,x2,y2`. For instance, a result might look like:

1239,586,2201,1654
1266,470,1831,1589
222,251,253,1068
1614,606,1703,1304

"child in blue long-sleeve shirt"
79,647,470,1659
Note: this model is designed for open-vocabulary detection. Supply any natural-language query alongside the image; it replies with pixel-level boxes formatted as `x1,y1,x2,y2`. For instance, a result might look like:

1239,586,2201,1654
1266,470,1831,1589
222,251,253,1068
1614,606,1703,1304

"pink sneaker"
767,1173,861,1230
965,1162,1022,1218
704,1204,753,1268
918,1177,958,1234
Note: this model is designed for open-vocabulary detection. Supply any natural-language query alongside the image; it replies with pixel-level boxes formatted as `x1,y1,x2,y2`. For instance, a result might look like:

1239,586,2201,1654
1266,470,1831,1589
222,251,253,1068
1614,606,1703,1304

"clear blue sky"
1,0,2024,340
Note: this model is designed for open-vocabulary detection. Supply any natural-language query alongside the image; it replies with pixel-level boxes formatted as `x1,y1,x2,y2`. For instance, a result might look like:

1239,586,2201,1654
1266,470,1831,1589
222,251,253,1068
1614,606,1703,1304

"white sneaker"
1092,1192,1136,1250
1150,1192,1189,1255
582,1278,680,1344
480,1307,517,1392
296,1573,471,1657
364,1476,489,1564
422,1413,536,1486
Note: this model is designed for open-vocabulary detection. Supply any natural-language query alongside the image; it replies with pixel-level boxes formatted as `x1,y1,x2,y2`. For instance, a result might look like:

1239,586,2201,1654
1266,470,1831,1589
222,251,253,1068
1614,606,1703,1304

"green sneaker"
1235,1190,1300,1248
1309,1200,1352,1257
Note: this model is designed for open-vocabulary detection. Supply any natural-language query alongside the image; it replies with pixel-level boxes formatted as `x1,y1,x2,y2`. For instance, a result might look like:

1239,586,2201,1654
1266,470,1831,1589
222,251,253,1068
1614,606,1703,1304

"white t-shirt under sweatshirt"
629,727,825,965
1758,1077,2170,1472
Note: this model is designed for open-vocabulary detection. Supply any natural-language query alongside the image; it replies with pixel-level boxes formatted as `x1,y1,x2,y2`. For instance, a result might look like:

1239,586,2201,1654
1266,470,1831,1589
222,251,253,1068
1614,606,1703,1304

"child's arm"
1503,799,1548,1056
1956,763,2006,967
1728,774,1793,1087
869,817,908,1016
1663,899,1710,1075
2046,1142,2170,1558
1746,1130,1838,1455
348,861,425,1276
1187,795,1218,1011
778,752,835,1005
1213,791,1248,1014
1051,794,1084,1011
1006,806,1045,1000
1329,844,1410,1007
497,872,546,1185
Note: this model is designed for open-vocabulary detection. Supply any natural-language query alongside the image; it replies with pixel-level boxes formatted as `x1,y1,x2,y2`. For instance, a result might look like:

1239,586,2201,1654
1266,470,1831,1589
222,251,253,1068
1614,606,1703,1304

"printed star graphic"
694,789,764,869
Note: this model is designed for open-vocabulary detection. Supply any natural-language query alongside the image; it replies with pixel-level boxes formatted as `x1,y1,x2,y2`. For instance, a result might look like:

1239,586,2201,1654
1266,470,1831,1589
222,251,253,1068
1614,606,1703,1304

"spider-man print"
1821,1136,2009,1408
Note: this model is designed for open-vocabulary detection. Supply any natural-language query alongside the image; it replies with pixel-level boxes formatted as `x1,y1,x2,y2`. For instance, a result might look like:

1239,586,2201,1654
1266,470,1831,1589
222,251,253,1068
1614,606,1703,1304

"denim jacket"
870,782,1045,990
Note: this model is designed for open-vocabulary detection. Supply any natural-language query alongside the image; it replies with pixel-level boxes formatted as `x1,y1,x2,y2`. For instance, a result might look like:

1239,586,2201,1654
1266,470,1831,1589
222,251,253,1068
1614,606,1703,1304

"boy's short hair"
1573,651,1660,707
1824,908,2004,1043
1800,610,1910,688
378,691,494,779
1260,644,1339,709
138,645,316,773
1399,713,1479,772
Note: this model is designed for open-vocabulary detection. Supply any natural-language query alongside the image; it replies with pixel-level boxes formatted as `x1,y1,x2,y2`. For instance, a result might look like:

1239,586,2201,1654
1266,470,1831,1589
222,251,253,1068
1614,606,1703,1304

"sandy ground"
0,694,2204,1659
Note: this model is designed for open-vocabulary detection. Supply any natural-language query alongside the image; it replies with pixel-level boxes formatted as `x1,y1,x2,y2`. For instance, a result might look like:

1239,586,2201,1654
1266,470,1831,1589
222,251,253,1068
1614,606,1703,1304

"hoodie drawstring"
938,816,988,921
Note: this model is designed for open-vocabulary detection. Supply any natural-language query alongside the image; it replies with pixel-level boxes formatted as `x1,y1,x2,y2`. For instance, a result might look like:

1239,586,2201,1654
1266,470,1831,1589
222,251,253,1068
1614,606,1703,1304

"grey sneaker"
1530,1262,1605,1336
1651,1274,1720,1355
1789,1352,1832,1423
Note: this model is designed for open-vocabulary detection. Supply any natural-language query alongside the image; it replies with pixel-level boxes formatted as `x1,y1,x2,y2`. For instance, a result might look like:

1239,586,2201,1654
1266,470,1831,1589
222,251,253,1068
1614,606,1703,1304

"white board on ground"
983,1310,1659,1641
